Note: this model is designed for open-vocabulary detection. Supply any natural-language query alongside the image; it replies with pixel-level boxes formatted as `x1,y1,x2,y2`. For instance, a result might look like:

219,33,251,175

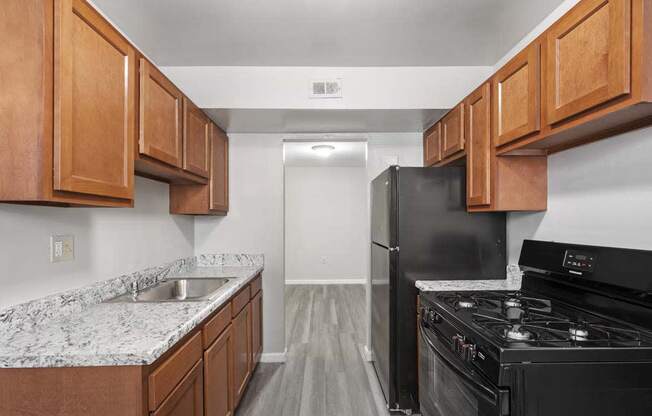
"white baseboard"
260,349,287,363
285,278,367,285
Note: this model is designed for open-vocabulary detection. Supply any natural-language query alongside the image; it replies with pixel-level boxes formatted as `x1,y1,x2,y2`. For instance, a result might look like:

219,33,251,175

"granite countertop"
415,266,523,292
0,255,263,368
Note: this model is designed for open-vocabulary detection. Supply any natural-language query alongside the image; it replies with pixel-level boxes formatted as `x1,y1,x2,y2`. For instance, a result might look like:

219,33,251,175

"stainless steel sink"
108,278,232,303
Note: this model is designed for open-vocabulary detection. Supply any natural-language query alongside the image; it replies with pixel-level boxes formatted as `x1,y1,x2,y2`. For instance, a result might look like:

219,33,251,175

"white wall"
194,134,286,356
285,166,368,284
0,177,194,309
161,66,492,110
507,126,652,263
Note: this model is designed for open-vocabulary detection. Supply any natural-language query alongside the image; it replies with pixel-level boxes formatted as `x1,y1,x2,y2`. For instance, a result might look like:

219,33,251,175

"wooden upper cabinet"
441,103,465,158
493,43,541,147
210,125,229,213
423,123,441,166
183,98,210,178
465,83,492,207
546,0,631,124
139,59,183,168
204,326,233,416
54,0,135,200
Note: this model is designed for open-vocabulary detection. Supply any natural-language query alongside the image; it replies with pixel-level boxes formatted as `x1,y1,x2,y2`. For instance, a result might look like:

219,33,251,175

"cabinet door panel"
493,43,540,147
465,83,492,207
205,326,233,416
152,360,203,416
441,104,464,158
250,292,263,368
232,303,251,407
423,123,441,166
139,59,183,167
54,0,134,199
210,125,229,212
546,0,631,124
183,98,210,178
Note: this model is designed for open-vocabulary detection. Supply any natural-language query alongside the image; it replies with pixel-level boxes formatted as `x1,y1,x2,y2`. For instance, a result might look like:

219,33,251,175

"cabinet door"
423,123,441,166
250,292,263,368
139,59,183,167
232,303,252,408
204,326,233,416
493,43,540,147
441,104,464,158
183,98,210,178
210,124,229,212
152,361,203,416
465,83,492,207
54,0,135,199
546,0,631,124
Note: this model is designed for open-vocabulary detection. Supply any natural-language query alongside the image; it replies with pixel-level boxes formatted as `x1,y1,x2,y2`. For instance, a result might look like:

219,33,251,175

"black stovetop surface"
423,289,652,350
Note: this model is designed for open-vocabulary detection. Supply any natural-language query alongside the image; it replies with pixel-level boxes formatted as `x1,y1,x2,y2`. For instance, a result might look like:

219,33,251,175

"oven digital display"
563,250,596,272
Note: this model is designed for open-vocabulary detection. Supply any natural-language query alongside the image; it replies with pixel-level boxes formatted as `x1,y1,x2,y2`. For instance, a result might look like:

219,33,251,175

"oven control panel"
563,249,596,272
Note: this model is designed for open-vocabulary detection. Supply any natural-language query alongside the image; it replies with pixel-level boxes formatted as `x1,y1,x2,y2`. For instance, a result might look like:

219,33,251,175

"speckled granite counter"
0,254,263,368
415,267,523,292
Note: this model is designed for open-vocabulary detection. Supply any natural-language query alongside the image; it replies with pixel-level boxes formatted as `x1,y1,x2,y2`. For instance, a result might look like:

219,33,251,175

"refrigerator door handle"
389,246,400,253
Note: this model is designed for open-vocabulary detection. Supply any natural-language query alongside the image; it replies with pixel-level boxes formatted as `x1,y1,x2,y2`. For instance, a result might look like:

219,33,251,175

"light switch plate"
50,235,74,263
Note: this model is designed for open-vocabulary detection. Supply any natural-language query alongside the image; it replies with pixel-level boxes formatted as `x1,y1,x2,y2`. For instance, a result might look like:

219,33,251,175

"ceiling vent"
310,79,343,98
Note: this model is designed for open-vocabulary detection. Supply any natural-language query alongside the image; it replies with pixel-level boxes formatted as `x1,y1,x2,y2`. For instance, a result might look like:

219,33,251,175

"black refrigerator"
370,166,506,414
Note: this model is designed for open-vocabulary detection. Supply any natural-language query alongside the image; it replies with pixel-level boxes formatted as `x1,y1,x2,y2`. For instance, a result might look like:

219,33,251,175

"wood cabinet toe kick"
0,273,263,416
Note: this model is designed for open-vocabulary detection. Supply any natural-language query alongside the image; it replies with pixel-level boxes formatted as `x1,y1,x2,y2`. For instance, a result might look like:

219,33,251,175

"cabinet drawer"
202,304,232,349
231,286,251,317
149,332,203,411
251,275,262,296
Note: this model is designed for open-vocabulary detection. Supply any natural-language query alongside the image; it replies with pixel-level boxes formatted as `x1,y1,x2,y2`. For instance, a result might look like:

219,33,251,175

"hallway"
236,285,388,416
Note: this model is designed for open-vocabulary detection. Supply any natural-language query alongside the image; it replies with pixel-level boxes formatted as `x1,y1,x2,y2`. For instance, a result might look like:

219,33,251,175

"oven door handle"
420,324,510,415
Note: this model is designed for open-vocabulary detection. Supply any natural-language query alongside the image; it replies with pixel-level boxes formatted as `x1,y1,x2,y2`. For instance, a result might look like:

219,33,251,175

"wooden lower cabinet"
0,276,263,416
153,361,204,416
251,292,263,367
232,303,252,407
204,326,233,416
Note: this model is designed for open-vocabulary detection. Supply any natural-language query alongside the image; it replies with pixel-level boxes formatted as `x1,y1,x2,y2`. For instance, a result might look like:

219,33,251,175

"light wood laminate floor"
236,284,390,416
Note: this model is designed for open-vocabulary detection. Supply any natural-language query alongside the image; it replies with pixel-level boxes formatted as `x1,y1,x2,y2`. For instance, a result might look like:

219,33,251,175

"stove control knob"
461,343,477,361
427,310,441,324
452,335,464,353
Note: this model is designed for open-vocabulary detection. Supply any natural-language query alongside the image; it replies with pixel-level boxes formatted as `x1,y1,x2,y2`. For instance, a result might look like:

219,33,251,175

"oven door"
419,323,510,416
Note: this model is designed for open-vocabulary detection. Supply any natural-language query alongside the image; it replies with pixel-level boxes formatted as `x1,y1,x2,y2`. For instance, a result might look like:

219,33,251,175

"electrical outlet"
50,235,74,263
320,256,327,264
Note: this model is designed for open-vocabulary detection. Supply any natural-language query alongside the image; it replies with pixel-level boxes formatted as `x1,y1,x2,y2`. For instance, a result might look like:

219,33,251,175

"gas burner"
569,326,590,341
506,325,534,341
458,299,476,309
504,298,522,308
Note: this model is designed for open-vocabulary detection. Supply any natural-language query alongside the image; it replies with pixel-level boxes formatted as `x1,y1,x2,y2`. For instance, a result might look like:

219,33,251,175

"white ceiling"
91,0,565,67
205,109,445,133
284,140,367,167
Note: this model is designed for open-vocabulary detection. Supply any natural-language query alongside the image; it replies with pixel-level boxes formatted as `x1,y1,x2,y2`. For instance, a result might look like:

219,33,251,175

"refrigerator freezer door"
371,168,393,248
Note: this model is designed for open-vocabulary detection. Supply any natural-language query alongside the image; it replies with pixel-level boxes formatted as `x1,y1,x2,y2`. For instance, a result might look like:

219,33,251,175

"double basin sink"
108,277,233,303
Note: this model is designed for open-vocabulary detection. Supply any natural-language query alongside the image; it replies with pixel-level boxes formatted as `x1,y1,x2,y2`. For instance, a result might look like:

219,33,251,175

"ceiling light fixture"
311,144,335,157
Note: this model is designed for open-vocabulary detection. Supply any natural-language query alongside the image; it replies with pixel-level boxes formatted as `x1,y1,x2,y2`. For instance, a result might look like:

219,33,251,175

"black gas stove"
418,240,652,416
